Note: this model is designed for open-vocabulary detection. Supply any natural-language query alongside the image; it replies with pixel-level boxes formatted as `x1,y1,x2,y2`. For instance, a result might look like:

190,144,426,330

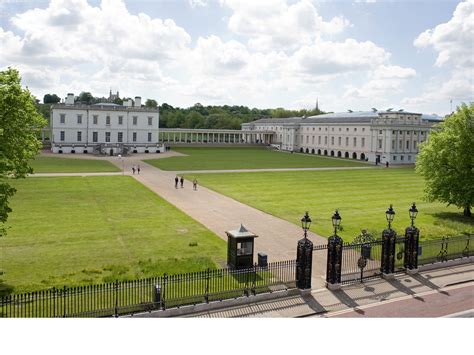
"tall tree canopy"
416,103,474,216
0,68,47,235
145,99,158,108
43,93,60,104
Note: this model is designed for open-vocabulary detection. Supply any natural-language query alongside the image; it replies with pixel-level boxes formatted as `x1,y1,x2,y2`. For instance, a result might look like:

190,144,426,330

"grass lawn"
0,176,226,294
29,156,120,173
184,168,473,242
144,147,370,171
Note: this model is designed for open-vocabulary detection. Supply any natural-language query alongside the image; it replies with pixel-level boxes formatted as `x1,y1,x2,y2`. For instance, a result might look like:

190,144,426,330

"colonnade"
159,129,274,145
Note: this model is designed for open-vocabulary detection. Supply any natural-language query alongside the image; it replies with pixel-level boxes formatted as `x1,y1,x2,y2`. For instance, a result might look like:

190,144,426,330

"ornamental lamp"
301,211,312,238
409,202,418,226
331,209,342,235
386,204,395,229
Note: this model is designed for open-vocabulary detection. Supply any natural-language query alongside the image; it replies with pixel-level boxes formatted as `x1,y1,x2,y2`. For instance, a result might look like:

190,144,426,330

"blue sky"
1,0,472,115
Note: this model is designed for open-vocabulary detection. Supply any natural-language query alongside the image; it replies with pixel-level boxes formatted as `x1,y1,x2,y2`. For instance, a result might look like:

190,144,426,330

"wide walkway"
105,155,329,284
186,262,474,318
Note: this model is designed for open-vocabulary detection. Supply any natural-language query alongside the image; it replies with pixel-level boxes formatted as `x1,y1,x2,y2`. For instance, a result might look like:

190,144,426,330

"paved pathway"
105,155,329,282
171,166,375,174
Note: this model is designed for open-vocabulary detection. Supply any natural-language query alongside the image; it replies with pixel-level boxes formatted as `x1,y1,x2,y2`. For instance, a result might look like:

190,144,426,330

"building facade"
242,111,440,164
50,93,162,155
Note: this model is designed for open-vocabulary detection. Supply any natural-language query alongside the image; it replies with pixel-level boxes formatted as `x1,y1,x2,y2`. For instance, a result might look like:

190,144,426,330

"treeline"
159,103,324,129
39,92,324,129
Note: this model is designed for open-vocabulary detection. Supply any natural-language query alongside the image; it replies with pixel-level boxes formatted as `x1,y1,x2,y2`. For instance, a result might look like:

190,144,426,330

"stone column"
296,237,313,291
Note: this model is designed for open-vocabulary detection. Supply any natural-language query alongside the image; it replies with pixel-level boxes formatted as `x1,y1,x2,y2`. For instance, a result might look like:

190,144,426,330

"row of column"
160,132,273,144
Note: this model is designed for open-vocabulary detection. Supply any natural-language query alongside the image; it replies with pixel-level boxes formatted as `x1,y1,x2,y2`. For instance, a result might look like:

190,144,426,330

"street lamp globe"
409,202,418,226
386,204,395,228
331,209,341,235
301,211,311,238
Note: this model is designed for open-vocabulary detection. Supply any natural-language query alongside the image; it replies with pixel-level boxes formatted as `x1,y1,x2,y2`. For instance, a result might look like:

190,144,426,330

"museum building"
241,110,441,165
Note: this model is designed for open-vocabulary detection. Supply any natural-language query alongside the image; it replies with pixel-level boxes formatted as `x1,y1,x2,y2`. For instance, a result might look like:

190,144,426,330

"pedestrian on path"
175,176,179,189
386,161,389,168
132,165,136,175
193,178,198,191
180,176,184,188
137,165,141,174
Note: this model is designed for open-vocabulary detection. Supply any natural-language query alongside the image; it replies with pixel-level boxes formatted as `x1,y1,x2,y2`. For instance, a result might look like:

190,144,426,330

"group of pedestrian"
174,176,198,190
132,165,141,175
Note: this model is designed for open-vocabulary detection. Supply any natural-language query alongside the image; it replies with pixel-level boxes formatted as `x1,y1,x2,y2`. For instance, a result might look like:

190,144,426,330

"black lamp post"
301,211,312,239
409,202,418,227
331,209,341,236
385,204,395,230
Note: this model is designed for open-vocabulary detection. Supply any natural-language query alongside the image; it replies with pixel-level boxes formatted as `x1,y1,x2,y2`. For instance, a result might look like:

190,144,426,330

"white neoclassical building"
242,110,441,165
50,93,163,155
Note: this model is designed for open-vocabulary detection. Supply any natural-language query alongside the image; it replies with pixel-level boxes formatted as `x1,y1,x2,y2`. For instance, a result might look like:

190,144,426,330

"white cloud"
189,0,208,8
414,0,474,69
223,0,350,51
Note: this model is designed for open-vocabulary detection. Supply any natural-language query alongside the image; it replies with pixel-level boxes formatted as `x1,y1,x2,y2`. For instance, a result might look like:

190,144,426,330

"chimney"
134,96,141,107
65,93,75,105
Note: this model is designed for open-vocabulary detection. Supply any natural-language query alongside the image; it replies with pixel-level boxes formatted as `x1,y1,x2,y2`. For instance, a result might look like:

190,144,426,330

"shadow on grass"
431,212,474,229
0,278,14,297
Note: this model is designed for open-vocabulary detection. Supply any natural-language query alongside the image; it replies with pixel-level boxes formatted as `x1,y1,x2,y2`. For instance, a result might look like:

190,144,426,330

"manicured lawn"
29,156,120,173
144,147,370,170
184,168,473,242
0,176,226,294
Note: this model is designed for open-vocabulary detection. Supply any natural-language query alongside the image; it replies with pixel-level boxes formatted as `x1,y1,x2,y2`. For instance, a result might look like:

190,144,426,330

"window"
133,116,138,125
148,117,153,126
106,116,110,125
324,136,327,144
392,130,396,134
379,130,383,134
421,131,424,136
60,131,65,141
92,132,98,143
60,114,65,124
300,135,303,143
93,115,98,125
353,137,357,147
306,136,309,144
354,128,357,132
362,128,365,132
414,141,417,150
133,132,137,142
393,156,397,161
237,241,253,256
148,132,152,142
331,127,334,132
77,115,82,124
339,128,342,132
361,138,365,148
312,127,315,131
338,137,341,146
392,140,396,150
118,116,123,125
325,127,327,131
118,132,123,143
401,155,404,161
318,136,321,144
331,137,334,145
77,131,82,142
399,140,403,149
406,140,410,149
408,155,412,161
318,127,321,131
346,137,349,146
399,131,403,135
105,132,111,142
346,128,349,132
378,139,382,149
312,136,315,144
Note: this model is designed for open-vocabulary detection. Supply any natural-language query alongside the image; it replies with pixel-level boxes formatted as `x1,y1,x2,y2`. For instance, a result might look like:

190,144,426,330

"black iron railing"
0,260,297,318
418,235,472,266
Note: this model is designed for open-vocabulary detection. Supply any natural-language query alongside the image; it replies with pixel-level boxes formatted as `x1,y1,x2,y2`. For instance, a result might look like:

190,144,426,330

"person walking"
180,176,184,188
175,176,179,189
193,178,198,191
132,165,136,175
137,165,141,174
386,161,389,168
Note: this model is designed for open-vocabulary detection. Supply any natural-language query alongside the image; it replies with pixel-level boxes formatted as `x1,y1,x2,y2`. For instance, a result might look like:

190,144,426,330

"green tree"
43,93,60,104
0,68,47,235
77,91,94,104
416,103,474,217
145,99,158,108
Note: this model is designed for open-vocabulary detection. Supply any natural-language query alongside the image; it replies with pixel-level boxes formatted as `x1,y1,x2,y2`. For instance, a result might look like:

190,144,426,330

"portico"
159,128,274,145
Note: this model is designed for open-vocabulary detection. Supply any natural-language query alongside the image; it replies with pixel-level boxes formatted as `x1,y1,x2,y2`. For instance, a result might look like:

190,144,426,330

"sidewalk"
185,263,474,318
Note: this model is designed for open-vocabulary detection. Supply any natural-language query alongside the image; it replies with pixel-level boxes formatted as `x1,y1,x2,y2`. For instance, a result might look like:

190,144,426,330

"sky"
0,0,473,115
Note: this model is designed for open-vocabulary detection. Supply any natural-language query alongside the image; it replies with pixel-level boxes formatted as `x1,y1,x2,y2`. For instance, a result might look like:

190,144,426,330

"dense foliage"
416,103,474,216
0,68,47,236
